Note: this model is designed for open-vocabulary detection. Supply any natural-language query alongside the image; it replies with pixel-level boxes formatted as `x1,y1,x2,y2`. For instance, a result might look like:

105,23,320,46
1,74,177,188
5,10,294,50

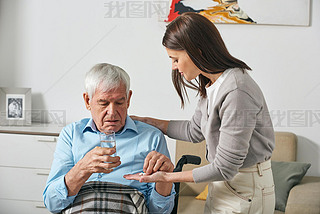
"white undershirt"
206,68,233,115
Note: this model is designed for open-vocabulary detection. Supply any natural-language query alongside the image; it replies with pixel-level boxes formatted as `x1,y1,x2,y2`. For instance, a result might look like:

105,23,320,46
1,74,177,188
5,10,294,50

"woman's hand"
124,170,195,184
130,115,146,123
124,171,168,183
130,115,169,134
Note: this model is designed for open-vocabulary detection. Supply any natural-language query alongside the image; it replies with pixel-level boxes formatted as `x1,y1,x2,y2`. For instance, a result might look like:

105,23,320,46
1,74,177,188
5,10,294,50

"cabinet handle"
34,202,46,209
36,169,50,176
37,137,56,143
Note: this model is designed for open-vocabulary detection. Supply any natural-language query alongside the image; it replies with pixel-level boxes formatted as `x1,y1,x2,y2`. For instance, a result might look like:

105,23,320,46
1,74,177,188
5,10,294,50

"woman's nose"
172,62,178,70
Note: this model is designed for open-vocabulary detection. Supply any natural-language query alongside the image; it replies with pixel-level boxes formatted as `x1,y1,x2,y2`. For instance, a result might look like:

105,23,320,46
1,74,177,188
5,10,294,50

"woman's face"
166,48,201,81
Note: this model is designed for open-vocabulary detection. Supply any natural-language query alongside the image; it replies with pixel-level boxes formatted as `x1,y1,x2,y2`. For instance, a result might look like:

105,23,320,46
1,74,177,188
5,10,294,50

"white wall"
1,0,319,176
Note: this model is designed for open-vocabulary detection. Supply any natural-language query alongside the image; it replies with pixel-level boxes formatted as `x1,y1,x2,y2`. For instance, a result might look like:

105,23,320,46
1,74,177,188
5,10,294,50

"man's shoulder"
61,118,90,134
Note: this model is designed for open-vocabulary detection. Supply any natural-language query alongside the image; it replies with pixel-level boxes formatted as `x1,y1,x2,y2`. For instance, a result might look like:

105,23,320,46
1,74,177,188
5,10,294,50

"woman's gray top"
167,68,275,183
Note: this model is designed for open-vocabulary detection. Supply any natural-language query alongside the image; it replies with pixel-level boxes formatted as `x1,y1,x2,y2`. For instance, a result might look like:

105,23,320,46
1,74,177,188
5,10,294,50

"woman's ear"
83,93,91,110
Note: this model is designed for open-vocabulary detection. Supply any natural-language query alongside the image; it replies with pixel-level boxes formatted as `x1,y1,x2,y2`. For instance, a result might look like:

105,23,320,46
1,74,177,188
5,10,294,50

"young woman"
125,12,275,213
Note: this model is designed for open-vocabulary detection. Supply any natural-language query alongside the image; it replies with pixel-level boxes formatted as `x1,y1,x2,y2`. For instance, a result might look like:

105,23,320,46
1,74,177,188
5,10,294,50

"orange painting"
166,0,255,24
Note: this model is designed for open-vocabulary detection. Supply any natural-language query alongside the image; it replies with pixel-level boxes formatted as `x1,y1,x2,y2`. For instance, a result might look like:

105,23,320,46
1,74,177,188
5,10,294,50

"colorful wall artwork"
166,0,310,26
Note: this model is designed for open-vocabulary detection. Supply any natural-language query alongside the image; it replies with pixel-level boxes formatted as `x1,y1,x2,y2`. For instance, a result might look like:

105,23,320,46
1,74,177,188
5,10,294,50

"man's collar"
82,116,138,135
118,115,138,135
82,118,98,133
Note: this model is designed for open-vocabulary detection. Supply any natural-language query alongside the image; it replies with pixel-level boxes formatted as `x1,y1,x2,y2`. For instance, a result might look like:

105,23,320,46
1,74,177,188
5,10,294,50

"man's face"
83,83,132,133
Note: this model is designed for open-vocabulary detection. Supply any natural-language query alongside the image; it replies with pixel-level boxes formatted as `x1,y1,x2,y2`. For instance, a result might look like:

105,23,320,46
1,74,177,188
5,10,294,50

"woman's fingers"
123,173,153,182
123,173,142,181
130,115,143,122
124,172,167,183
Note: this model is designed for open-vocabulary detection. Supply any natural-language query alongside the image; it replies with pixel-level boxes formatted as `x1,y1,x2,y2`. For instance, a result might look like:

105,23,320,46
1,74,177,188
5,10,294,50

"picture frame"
165,0,310,26
0,87,32,126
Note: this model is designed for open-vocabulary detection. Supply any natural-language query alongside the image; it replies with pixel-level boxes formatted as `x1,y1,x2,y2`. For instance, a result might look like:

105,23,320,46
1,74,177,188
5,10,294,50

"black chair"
171,155,201,214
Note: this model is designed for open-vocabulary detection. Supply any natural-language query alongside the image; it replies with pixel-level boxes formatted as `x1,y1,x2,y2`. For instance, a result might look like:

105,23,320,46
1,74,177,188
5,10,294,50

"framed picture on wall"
165,0,310,26
0,87,32,126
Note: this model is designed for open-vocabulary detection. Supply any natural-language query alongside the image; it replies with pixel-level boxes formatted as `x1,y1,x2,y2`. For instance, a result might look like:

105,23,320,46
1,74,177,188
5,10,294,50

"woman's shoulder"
221,68,262,95
216,68,265,106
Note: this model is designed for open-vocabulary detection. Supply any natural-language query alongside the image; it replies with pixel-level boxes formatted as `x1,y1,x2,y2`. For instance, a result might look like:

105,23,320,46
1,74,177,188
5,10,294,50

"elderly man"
43,63,175,213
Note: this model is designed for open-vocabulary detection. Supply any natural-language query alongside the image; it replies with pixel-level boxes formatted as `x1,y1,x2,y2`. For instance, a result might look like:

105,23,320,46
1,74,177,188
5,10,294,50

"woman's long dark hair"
162,12,251,108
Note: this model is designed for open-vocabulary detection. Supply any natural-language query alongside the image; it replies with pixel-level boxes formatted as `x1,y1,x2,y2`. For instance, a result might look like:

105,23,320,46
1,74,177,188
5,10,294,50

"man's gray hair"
85,63,130,99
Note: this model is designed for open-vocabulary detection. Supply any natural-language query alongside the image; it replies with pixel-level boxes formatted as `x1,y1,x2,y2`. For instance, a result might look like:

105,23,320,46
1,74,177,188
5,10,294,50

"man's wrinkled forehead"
94,83,127,98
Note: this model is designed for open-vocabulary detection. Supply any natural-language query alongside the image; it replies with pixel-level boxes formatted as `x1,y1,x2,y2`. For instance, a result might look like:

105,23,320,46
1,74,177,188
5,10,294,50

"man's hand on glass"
79,146,121,174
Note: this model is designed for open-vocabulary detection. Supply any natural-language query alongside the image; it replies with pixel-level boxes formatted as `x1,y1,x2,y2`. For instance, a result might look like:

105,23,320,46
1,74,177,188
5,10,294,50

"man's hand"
143,151,174,175
78,146,121,174
140,151,174,197
65,146,121,196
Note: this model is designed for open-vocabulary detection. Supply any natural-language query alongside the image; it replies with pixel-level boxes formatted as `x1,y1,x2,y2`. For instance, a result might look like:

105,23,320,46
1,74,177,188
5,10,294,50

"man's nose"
106,103,116,115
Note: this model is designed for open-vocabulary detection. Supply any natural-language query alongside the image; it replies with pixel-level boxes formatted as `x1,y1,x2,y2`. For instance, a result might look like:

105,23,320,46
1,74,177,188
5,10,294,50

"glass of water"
100,130,116,157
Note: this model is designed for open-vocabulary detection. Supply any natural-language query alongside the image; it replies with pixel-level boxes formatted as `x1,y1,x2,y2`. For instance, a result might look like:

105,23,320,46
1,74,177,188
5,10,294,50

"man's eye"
116,102,124,105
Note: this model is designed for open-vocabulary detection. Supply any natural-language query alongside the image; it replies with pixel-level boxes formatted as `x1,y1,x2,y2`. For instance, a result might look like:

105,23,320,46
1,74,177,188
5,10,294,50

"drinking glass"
100,130,116,157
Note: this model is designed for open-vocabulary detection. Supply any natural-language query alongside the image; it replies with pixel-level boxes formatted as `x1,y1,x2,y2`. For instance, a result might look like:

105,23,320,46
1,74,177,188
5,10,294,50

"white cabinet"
0,126,61,214
0,166,50,201
0,134,56,168
0,199,48,214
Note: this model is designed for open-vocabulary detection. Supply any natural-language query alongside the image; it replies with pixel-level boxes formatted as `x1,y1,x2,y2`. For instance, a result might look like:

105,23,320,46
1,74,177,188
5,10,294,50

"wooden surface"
0,123,62,136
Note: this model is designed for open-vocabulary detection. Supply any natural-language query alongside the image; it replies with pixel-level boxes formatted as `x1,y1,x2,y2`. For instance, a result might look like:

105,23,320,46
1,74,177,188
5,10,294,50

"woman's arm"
124,170,194,183
131,116,169,135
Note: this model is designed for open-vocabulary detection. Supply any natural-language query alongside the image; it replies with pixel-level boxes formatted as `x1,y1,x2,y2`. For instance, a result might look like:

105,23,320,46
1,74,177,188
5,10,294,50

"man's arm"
65,147,120,195
43,126,77,213
43,126,121,213
143,151,174,196
145,133,176,213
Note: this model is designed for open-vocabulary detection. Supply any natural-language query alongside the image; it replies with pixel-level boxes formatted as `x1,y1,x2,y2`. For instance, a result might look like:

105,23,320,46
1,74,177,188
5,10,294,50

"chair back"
272,132,297,162
175,140,209,196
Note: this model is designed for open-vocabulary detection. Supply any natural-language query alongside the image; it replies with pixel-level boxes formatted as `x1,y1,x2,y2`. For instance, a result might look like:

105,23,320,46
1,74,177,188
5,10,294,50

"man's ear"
83,93,91,110
127,90,133,109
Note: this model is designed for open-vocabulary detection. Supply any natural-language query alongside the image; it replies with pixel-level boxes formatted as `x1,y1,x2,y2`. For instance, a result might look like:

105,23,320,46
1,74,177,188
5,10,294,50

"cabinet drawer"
0,166,50,201
0,133,57,168
0,199,50,214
